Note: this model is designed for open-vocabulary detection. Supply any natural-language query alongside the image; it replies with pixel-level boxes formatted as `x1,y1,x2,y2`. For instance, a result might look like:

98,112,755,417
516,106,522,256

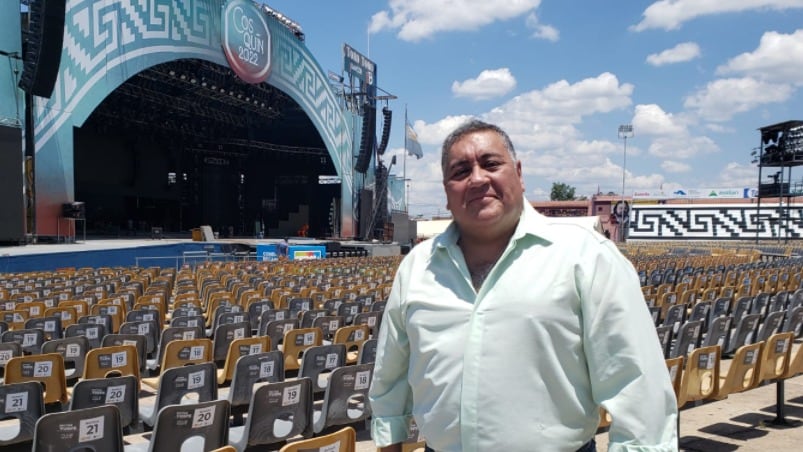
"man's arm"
582,241,678,450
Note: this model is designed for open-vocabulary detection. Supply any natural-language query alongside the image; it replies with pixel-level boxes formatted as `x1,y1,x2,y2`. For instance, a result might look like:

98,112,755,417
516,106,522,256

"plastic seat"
25,316,63,340
2,328,46,355
64,322,107,349
146,325,205,371
333,324,369,364
139,362,218,428
665,356,683,405
70,375,140,430
0,342,23,382
221,351,285,410
0,381,45,446
724,313,761,355
759,332,794,382
756,310,786,343
282,327,322,373
127,399,230,452
678,345,720,408
228,378,313,451
715,341,763,400
212,321,252,363
354,311,381,336
33,405,124,452
83,344,141,389
4,352,69,406
299,344,346,394
312,363,373,433
102,333,149,373
358,338,378,365
670,320,703,359
279,426,356,452
216,336,272,385
41,335,90,384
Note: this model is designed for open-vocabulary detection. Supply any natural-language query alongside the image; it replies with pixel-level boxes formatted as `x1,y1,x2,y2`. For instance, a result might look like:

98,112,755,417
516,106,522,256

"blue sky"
260,0,803,218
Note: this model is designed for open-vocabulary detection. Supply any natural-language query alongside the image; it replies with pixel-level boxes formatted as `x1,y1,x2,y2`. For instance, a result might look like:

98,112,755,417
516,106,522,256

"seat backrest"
358,338,378,365
2,328,46,354
0,381,45,446
101,333,148,373
354,311,382,336
4,352,68,405
709,297,731,322
148,399,230,452
32,404,124,452
155,362,218,408
89,303,123,333
663,303,686,333
119,320,159,356
725,313,761,354
731,296,753,323
759,332,794,382
313,363,373,433
155,325,205,367
336,302,361,324
41,335,90,383
212,321,252,362
782,305,803,336
64,322,107,349
0,341,23,377
25,316,63,340
716,341,762,399
670,320,703,359
238,378,313,448
678,345,720,408
263,319,298,350
312,315,343,341
69,375,139,429
655,325,673,359
282,327,322,372
756,310,786,343
83,344,140,385
78,314,114,337
299,309,329,328
247,300,273,331
170,314,206,329
217,336,272,385
688,301,711,324
288,297,313,319
299,344,347,393
279,426,356,452
665,356,683,404
160,338,213,371
227,350,285,407
702,316,732,349
333,324,370,364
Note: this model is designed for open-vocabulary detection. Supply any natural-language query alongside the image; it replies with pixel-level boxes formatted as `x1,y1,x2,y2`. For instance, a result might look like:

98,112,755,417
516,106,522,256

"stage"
0,238,401,274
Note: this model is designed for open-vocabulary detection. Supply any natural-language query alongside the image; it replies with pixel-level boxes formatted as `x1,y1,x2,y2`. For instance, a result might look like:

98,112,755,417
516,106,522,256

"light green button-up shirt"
369,201,678,452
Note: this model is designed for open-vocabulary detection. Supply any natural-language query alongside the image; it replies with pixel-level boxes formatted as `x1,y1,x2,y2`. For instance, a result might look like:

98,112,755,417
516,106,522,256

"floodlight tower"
618,124,634,242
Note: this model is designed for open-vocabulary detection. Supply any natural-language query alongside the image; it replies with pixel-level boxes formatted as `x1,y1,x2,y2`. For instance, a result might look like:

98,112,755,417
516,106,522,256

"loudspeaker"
18,0,66,98
377,107,392,155
61,202,85,219
0,126,25,244
355,105,375,174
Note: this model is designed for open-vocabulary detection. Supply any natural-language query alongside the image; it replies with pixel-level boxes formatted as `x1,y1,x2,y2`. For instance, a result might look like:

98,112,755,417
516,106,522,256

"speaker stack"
355,105,376,174
18,0,66,98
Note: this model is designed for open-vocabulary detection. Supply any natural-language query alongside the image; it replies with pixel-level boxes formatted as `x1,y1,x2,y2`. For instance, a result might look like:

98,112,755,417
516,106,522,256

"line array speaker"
18,0,66,98
355,105,376,174
377,107,392,155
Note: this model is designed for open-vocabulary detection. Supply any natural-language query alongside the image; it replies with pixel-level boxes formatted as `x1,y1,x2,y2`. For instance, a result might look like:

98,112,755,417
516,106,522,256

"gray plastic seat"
127,399,230,452
670,320,703,359
702,316,732,349
119,320,159,358
41,335,90,383
139,361,218,427
299,344,346,394
756,310,786,343
782,305,803,337
102,333,148,373
228,378,313,451
222,350,285,409
147,325,204,371
70,375,139,430
655,325,673,359
213,321,252,363
725,313,761,355
33,404,124,452
358,338,378,365
25,316,63,340
2,328,46,355
0,381,44,446
262,319,298,350
312,363,374,433
64,323,107,349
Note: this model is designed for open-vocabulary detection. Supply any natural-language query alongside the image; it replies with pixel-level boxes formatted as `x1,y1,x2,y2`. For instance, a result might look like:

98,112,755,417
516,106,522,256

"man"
369,120,677,451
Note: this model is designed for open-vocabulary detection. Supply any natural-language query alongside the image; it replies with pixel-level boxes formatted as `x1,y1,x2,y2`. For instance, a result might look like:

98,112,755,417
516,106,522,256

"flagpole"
404,104,409,214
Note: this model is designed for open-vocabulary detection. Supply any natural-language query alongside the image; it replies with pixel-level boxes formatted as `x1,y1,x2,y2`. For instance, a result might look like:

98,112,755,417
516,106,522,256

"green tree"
550,182,576,201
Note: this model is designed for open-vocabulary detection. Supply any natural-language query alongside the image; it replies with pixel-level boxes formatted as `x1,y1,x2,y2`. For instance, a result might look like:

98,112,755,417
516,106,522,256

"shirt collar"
432,199,556,254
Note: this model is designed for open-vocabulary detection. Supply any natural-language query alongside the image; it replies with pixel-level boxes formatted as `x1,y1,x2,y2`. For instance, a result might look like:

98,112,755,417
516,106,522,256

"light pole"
618,124,634,242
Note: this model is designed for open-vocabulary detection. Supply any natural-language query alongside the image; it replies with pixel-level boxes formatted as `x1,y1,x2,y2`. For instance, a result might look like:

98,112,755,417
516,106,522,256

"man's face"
443,130,525,238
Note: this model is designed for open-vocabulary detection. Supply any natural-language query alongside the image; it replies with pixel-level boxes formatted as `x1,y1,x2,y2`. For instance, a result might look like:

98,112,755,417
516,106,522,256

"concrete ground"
355,373,803,451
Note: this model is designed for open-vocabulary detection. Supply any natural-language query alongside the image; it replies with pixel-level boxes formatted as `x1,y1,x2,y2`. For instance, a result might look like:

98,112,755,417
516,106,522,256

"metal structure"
755,120,803,242
618,124,633,241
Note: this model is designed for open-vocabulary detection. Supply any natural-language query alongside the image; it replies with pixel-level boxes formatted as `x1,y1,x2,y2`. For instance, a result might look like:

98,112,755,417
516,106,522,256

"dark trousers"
424,439,596,452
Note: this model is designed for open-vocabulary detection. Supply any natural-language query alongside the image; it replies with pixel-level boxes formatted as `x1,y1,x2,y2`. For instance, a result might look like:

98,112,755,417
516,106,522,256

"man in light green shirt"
369,120,678,452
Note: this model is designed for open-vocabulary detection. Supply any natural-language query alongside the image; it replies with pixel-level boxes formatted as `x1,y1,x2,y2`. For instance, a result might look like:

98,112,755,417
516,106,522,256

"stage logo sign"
222,0,272,84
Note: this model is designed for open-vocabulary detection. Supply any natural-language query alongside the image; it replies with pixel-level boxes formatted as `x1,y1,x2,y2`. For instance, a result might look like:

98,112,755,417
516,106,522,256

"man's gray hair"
441,119,517,176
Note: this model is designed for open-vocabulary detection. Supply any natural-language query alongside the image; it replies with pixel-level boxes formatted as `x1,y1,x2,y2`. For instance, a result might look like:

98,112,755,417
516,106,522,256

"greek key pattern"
35,0,220,140
272,29,353,187
630,205,803,240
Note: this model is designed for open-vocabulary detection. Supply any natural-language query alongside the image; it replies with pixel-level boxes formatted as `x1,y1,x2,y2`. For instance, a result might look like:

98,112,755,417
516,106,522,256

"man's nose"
467,165,488,185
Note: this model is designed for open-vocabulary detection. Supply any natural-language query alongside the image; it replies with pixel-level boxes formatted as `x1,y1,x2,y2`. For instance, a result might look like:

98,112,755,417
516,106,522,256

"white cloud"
661,160,692,173
684,77,794,122
525,12,559,42
717,162,759,187
648,136,720,159
646,42,701,66
632,104,688,136
369,0,543,42
452,68,517,100
632,0,803,32
717,29,803,85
